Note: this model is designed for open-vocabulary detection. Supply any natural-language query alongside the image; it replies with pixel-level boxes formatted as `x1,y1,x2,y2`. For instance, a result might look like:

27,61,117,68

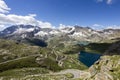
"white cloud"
106,0,113,4
93,24,102,27
92,24,120,30
0,0,11,13
96,0,113,5
92,24,105,30
58,24,73,29
37,21,53,28
0,13,53,28
106,25,120,29
0,0,53,31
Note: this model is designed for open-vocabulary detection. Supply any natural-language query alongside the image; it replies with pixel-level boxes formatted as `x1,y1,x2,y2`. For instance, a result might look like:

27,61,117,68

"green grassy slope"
0,38,87,73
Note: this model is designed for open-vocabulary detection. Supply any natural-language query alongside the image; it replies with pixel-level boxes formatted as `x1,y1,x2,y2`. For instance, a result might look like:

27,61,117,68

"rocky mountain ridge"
0,25,120,42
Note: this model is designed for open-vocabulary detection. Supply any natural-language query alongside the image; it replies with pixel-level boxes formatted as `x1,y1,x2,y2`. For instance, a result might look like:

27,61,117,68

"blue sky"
0,0,120,30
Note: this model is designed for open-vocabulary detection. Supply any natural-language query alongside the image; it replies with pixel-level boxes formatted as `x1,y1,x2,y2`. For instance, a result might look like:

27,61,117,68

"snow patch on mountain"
71,32,87,37
13,28,34,34
60,27,75,33
35,31,48,36
49,30,60,35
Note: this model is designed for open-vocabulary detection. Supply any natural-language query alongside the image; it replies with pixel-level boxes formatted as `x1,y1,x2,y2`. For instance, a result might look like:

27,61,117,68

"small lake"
79,51,101,67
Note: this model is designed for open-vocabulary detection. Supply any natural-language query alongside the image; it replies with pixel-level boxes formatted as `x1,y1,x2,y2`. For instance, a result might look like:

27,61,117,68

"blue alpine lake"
79,51,101,67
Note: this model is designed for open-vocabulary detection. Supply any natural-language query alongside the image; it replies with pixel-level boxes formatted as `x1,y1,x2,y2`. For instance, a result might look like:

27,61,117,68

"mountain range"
0,25,120,43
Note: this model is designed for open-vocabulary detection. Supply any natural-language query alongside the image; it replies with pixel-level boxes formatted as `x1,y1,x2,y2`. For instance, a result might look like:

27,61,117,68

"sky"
0,0,120,30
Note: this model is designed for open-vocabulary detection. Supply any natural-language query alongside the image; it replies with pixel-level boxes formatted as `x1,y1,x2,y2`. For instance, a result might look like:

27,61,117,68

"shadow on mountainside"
104,40,120,55
24,38,47,47
83,39,120,55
